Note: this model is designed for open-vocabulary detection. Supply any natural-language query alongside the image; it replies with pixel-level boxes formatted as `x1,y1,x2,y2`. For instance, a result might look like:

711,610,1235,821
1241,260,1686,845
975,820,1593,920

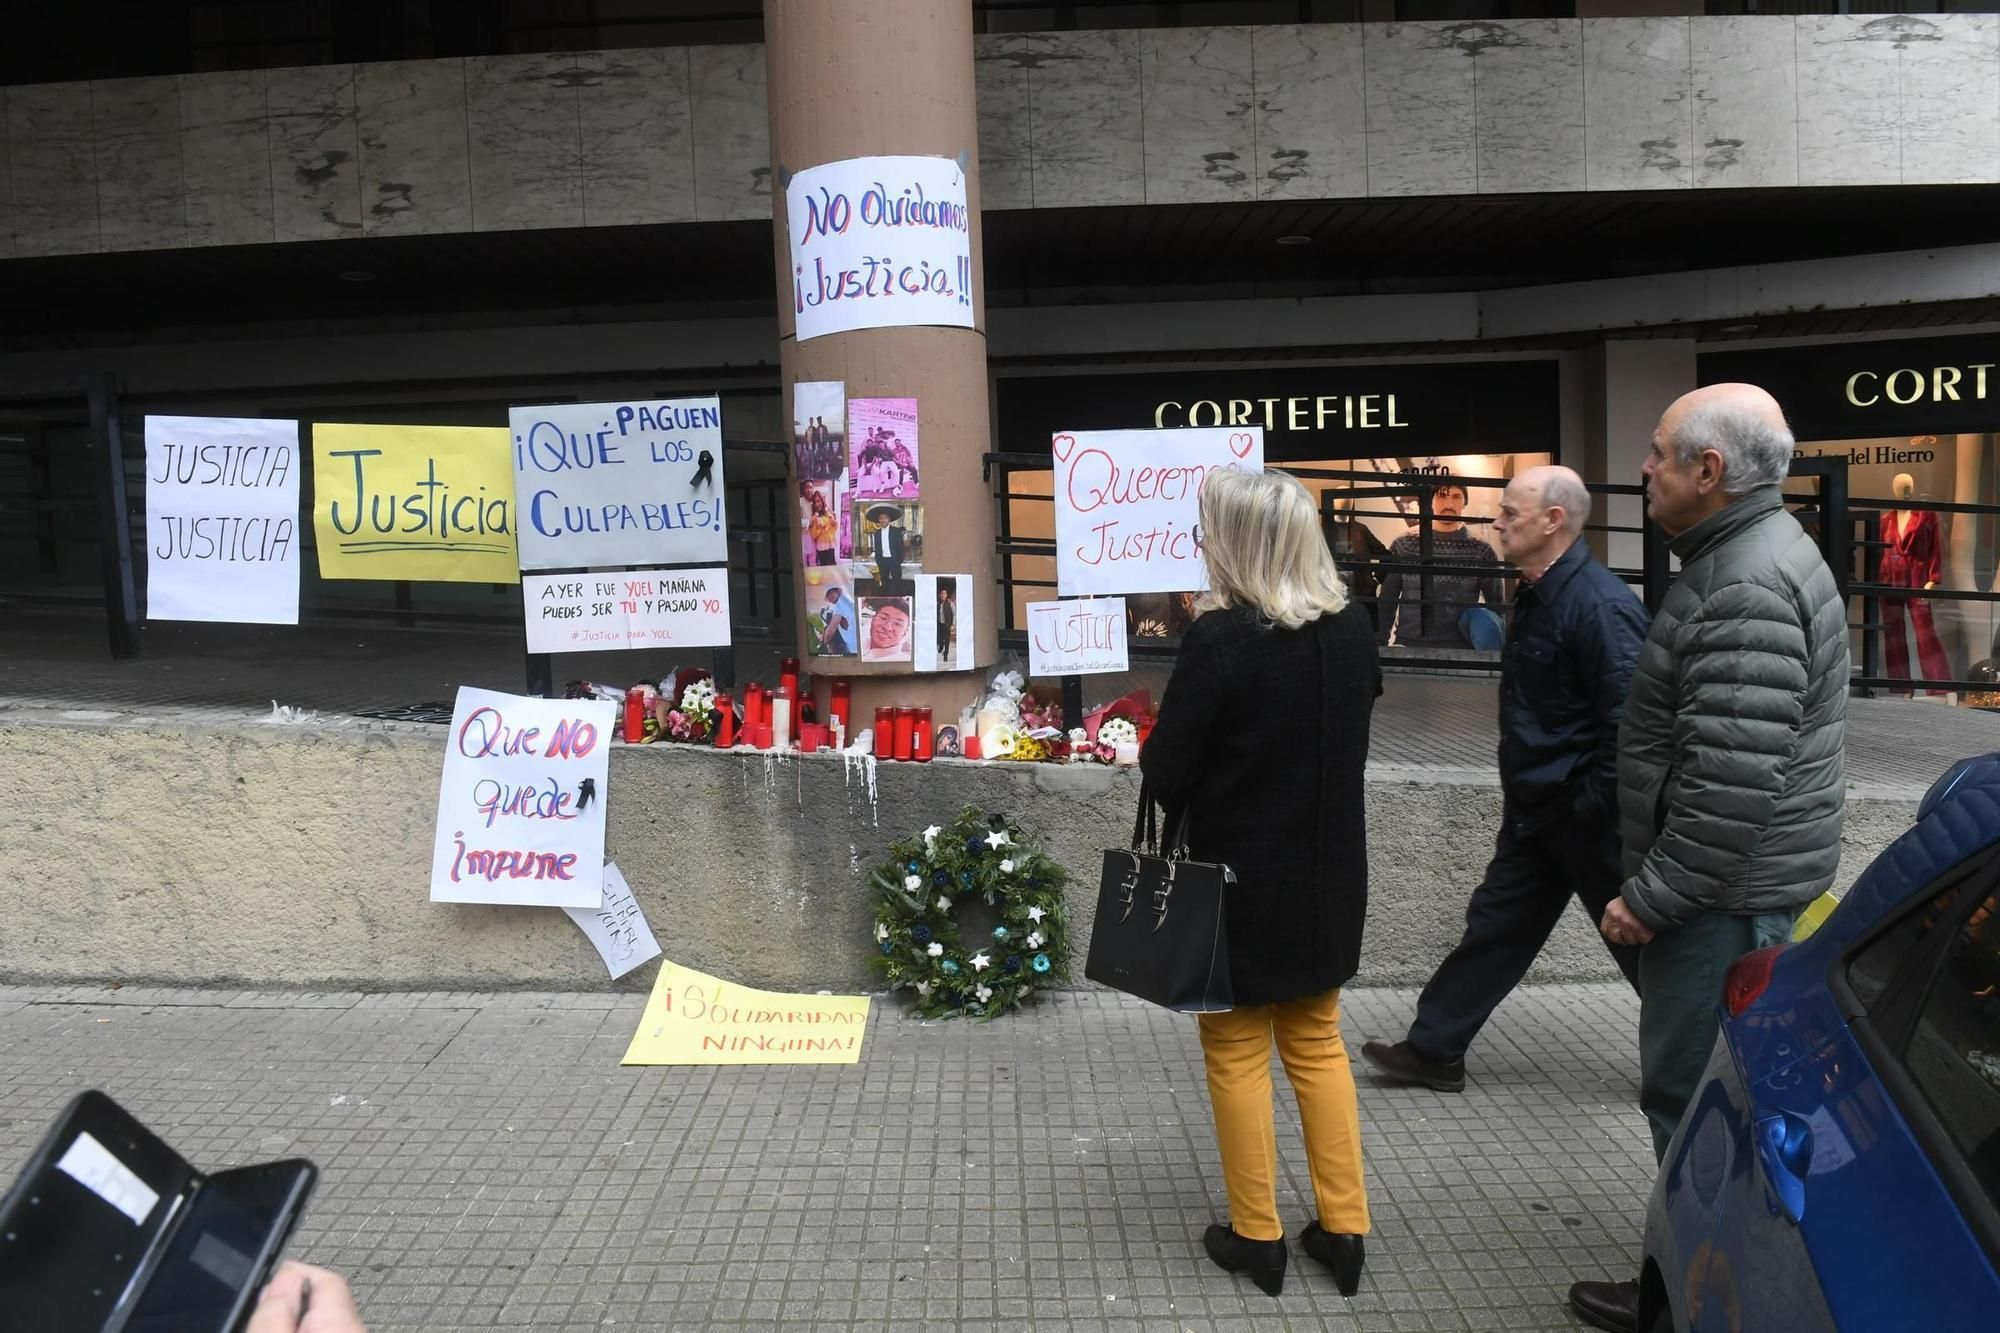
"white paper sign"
1028,598,1130,677
913,574,975,672
431,687,614,908
510,398,727,570
563,863,662,980
522,568,731,654
144,415,300,624
57,1131,160,1225
786,154,975,343
1052,426,1264,596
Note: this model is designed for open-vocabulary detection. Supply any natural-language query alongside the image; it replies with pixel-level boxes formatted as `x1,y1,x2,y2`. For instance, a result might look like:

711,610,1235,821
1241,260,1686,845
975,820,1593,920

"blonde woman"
1140,466,1381,1298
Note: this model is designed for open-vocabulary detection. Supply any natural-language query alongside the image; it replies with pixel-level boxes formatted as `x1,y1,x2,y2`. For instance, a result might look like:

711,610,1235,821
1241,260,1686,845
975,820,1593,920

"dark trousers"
1407,816,1642,1062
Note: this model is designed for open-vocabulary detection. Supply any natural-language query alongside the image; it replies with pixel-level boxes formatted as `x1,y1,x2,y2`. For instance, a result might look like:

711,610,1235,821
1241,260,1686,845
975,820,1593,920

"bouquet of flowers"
661,677,719,743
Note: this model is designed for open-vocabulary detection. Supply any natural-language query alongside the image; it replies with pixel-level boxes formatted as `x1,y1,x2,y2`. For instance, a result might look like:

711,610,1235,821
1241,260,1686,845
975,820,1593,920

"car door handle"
1753,1109,1813,1225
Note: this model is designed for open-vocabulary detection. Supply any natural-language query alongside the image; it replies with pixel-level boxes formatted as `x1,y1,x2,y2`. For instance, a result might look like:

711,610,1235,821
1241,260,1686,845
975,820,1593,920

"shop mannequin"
1881,472,1951,689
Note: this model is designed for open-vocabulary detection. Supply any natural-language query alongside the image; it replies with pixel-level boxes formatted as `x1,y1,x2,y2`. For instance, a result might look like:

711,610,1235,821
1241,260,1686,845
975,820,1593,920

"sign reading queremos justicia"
995,360,1561,462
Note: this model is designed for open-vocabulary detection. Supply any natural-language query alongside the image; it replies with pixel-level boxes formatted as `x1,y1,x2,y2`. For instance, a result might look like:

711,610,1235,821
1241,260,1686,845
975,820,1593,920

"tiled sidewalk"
0,983,1650,1332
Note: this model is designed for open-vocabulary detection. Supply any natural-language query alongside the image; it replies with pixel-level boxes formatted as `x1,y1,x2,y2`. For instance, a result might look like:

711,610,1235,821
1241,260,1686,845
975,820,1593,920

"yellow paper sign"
621,960,871,1065
312,423,518,582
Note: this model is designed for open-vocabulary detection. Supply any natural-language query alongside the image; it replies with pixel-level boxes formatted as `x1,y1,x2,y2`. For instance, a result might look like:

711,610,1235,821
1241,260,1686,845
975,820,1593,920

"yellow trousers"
1196,988,1371,1242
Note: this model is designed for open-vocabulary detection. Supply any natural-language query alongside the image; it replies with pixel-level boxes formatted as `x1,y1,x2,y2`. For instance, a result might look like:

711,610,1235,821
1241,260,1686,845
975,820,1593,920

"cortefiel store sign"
996,360,1560,461
1701,333,2000,439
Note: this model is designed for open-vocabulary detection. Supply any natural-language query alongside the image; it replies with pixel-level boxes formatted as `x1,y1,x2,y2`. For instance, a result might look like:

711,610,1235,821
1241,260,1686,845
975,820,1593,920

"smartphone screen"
122,1161,316,1333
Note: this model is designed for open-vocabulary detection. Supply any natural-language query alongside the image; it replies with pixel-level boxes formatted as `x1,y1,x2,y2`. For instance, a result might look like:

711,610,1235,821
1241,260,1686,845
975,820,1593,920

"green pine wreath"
870,806,1071,1019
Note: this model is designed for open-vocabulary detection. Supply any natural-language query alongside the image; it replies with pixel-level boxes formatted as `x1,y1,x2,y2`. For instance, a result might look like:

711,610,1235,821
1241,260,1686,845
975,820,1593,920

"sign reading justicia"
784,154,975,343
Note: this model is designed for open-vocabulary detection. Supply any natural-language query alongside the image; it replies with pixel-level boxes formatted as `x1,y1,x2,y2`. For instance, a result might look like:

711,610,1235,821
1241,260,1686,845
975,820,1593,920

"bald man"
1570,385,1847,1333
1364,465,1648,1094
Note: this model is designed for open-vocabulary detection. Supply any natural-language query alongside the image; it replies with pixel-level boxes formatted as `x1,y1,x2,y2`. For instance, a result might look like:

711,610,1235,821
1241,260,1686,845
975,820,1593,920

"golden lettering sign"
1151,394,1410,431
1843,363,1996,408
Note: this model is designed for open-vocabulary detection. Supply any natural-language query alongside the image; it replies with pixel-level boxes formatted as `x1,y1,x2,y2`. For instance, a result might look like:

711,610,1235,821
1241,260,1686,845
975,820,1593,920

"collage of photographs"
797,381,969,665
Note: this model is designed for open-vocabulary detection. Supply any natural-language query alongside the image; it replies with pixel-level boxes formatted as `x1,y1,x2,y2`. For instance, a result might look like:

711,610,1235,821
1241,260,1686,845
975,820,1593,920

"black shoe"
1298,1222,1364,1296
1568,1279,1638,1333
1360,1039,1466,1092
1202,1223,1287,1296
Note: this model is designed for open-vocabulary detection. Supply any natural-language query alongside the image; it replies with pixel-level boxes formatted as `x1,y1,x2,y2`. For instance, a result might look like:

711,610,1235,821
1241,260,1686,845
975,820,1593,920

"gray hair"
1541,471,1592,534
1670,401,1795,494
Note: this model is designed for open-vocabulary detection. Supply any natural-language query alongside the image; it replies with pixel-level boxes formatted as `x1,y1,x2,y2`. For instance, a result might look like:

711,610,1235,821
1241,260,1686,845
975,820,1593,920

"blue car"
1638,752,2000,1332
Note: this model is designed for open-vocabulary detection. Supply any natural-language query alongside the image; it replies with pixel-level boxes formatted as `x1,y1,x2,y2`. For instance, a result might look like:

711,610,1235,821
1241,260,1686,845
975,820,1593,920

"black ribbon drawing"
577,777,597,811
690,449,715,489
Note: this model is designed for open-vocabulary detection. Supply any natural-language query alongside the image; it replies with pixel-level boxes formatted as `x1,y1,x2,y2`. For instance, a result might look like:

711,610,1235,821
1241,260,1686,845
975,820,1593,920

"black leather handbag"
1083,783,1235,1013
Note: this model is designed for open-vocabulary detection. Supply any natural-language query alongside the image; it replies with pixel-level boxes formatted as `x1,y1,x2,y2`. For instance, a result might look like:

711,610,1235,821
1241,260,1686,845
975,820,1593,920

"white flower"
927,942,944,958
1026,932,1044,949
1027,906,1046,924
970,951,992,972
937,895,953,912
975,985,994,1003
916,981,931,996
922,824,942,846
984,830,1011,851
999,859,1016,874
904,874,923,892
681,680,716,713
1099,717,1138,747
874,922,889,942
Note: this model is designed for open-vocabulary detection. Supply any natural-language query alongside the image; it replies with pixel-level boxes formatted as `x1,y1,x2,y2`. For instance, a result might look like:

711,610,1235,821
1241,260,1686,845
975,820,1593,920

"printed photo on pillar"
915,573,974,672
848,397,920,500
859,581,917,663
804,567,858,658
798,479,844,568
853,501,923,584
793,380,847,482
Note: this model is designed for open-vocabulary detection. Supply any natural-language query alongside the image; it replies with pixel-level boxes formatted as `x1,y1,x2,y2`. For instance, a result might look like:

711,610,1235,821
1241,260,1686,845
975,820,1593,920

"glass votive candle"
893,706,915,762
712,692,736,747
874,706,895,759
913,708,934,762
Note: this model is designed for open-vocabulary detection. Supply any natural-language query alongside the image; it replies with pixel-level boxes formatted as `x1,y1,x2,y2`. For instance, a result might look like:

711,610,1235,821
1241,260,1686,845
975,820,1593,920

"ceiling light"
339,270,377,283
1275,234,1312,247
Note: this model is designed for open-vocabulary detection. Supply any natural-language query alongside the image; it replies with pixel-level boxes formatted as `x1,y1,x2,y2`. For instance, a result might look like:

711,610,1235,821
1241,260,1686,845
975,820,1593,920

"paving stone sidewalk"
0,983,1650,1332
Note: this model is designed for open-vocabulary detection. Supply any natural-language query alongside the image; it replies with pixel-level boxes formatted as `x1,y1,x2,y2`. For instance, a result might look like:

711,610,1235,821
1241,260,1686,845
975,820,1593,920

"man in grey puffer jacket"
1570,382,1848,1333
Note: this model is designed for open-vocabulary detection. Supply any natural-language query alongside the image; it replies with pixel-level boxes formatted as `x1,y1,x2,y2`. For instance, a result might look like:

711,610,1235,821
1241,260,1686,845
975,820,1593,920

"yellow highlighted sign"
621,960,871,1066
312,423,518,582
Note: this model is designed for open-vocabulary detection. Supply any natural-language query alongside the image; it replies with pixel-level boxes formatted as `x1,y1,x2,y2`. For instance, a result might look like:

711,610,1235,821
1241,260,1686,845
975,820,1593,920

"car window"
1901,889,2000,1211
1849,880,1973,1012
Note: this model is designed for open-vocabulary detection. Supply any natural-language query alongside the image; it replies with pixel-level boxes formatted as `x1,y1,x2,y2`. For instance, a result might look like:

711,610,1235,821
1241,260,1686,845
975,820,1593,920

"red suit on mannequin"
1881,472,1951,689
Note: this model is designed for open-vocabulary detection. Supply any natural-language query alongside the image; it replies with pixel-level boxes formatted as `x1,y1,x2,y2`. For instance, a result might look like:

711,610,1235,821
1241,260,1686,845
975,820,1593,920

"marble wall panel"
689,44,770,223
181,70,272,247
1141,26,1254,205
1473,20,1585,193
93,77,184,252
1029,30,1144,209
578,47,695,227
468,53,581,231
1584,18,1691,191
973,35,1033,211
1892,15,2000,185
1364,24,1476,197
7,83,98,257
1690,16,1799,189
354,59,473,237
267,64,363,242
1797,16,1900,186
1251,23,1366,202
0,90,13,260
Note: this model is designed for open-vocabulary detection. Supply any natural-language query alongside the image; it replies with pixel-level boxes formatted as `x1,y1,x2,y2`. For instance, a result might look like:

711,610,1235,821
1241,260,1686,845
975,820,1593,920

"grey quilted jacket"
1617,485,1849,931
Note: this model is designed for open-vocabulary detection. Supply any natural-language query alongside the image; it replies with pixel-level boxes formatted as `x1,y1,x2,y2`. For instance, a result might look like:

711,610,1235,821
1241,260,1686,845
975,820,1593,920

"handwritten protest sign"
522,568,730,654
1052,426,1263,596
622,959,871,1066
1028,598,1129,677
313,423,517,582
430,687,613,908
563,863,661,980
510,397,726,569
786,154,975,343
144,415,300,624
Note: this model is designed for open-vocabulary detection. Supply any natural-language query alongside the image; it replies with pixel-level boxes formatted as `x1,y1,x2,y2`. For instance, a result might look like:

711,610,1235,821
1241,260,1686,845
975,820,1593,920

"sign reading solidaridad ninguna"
1051,426,1264,597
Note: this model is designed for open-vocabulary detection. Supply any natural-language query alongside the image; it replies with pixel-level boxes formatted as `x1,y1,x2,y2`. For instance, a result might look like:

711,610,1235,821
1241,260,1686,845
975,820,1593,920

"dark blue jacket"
1499,540,1650,835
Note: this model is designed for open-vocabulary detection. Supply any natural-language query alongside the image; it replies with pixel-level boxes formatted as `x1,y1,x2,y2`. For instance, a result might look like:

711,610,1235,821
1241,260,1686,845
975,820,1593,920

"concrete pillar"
1588,339,1696,573
763,0,996,727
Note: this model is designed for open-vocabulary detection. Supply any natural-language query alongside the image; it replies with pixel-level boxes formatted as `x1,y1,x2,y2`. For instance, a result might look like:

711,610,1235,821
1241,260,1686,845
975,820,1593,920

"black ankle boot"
1201,1223,1287,1296
1299,1222,1365,1296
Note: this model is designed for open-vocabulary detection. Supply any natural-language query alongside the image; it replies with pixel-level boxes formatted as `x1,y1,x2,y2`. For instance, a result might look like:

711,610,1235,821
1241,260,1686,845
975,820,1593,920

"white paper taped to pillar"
786,155,976,343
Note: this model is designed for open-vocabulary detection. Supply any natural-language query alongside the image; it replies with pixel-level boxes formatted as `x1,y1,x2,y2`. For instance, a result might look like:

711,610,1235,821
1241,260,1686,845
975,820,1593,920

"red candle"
829,680,852,734
780,657,800,699
744,683,765,730
913,708,933,762
623,686,647,744
712,693,736,747
893,706,915,762
874,707,895,758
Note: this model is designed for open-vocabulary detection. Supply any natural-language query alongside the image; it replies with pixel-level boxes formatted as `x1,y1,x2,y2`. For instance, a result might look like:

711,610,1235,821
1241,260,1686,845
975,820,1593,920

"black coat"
1139,603,1381,1005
